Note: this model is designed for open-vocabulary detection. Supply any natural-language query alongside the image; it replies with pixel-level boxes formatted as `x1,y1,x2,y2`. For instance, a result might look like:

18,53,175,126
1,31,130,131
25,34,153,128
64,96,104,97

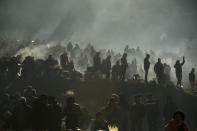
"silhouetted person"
79,108,92,130
189,68,195,91
93,52,101,72
124,45,129,54
154,58,164,84
45,55,58,73
60,52,69,69
145,94,160,131
91,112,109,131
164,110,189,131
174,56,185,88
0,57,8,84
5,97,32,131
48,96,63,131
102,56,111,79
32,95,49,130
164,63,171,84
65,60,75,73
46,55,58,67
131,59,138,75
63,96,81,130
23,85,36,104
163,96,177,123
112,61,121,80
21,56,35,81
0,93,10,117
67,41,73,52
130,95,146,131
119,95,130,131
144,54,150,83
120,53,128,81
102,94,122,130
7,57,20,81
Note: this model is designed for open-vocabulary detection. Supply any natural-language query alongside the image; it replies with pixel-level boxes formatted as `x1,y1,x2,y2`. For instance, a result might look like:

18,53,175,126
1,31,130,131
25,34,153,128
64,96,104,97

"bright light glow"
108,125,118,131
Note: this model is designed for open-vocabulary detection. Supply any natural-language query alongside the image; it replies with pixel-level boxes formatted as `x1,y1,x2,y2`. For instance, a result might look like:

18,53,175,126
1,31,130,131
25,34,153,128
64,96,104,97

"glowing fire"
108,125,118,131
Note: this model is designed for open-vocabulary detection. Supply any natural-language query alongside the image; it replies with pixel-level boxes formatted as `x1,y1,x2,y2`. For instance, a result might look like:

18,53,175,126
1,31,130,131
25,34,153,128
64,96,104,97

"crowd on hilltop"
0,40,196,90
0,38,196,131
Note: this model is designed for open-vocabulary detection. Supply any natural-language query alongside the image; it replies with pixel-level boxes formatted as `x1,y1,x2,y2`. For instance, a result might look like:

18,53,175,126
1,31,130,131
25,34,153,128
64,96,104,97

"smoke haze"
0,0,197,47
0,0,197,84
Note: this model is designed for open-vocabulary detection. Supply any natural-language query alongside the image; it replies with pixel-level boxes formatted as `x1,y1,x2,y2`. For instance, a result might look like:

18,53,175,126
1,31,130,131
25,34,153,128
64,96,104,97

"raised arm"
181,56,185,66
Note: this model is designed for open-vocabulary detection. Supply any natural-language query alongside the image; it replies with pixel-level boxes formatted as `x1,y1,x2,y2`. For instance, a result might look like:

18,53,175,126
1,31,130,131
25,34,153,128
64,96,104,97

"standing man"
60,52,69,69
189,68,196,91
93,52,102,72
112,61,121,80
154,58,164,84
174,56,185,88
144,54,150,83
120,53,128,81
102,56,111,79
164,63,171,84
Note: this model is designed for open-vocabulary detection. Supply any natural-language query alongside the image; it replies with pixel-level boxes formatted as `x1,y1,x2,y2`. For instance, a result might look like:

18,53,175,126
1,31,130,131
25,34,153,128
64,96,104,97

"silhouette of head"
111,93,120,104
96,112,103,119
48,96,56,105
66,96,75,105
39,95,48,105
107,55,111,59
18,97,27,106
123,53,127,58
116,60,120,65
134,95,141,104
176,60,180,64
173,110,185,121
146,54,150,59
192,68,195,73
158,58,161,63
96,52,100,56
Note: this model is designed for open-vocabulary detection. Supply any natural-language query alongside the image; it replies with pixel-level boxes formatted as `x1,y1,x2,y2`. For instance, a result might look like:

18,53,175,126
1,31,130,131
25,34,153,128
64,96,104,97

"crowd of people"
0,39,196,131
0,85,189,131
0,38,196,88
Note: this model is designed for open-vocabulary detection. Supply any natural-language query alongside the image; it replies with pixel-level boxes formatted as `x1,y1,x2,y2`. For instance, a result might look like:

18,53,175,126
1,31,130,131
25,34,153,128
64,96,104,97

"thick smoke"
0,0,197,48
0,0,197,85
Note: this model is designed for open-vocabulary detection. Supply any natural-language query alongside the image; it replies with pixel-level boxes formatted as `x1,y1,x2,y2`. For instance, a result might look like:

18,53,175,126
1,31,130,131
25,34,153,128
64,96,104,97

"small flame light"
108,125,118,131
65,90,74,96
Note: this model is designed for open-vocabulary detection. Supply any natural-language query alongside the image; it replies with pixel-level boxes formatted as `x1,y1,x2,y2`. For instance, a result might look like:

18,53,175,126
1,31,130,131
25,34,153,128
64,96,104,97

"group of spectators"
0,85,189,131
0,39,195,131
